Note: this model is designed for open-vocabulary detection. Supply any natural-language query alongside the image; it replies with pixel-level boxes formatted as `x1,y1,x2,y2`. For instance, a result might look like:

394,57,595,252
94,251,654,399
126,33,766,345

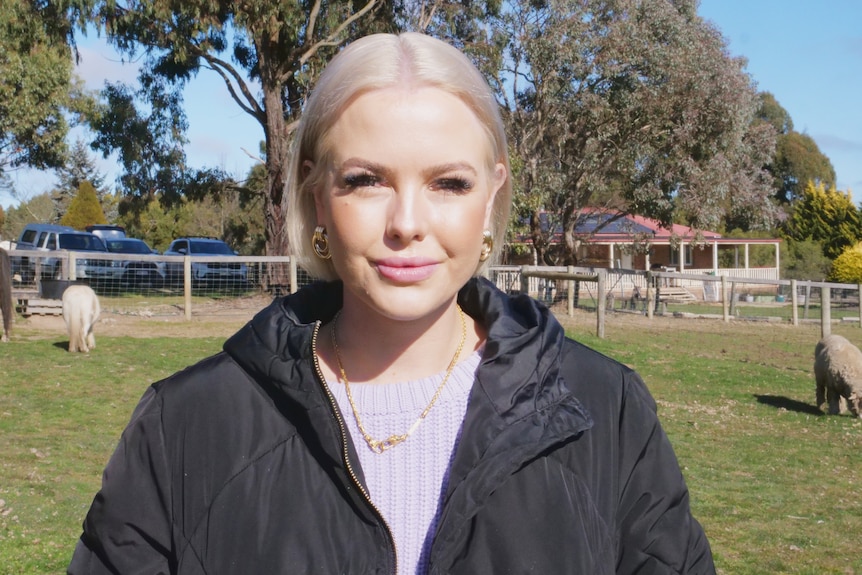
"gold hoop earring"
479,230,493,262
312,226,331,260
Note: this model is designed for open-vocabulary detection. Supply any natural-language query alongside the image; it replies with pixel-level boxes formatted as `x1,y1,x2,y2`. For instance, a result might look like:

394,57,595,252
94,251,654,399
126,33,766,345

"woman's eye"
342,173,380,188
434,177,474,194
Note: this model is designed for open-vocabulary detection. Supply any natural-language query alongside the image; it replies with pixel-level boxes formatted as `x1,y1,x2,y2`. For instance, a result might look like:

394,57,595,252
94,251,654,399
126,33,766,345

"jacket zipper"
311,320,399,575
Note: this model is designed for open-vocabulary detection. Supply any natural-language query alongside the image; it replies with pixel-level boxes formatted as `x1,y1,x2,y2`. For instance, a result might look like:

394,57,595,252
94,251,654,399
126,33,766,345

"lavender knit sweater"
326,349,482,575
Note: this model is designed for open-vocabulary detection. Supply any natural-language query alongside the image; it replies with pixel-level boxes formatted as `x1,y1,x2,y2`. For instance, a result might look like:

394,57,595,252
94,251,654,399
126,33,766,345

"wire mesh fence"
8,250,320,318
8,251,862,331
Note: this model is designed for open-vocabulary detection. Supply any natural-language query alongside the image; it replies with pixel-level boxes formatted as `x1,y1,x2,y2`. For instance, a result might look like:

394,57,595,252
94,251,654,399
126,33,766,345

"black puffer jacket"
69,277,715,574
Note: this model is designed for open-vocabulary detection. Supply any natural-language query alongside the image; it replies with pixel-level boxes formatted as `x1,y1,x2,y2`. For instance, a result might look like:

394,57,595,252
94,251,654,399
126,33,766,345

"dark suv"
104,237,165,289
163,237,248,288
12,223,113,283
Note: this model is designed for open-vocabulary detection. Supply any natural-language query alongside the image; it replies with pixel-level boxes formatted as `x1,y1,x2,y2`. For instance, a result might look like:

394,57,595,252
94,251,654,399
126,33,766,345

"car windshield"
107,240,152,254
58,234,107,252
190,240,235,255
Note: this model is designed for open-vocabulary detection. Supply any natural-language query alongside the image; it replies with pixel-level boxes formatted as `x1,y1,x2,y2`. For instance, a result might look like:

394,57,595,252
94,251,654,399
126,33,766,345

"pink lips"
376,258,439,283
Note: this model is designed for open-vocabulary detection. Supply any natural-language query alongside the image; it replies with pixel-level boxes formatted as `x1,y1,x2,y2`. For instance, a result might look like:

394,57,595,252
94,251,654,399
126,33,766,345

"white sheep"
814,334,862,417
62,285,101,353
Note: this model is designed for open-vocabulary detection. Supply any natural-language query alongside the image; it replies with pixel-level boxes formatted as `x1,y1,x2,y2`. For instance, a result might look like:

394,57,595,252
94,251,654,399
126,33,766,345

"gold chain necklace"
330,305,467,454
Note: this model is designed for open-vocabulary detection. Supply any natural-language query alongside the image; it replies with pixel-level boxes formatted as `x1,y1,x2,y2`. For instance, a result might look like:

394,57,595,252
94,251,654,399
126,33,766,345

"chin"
364,286,459,321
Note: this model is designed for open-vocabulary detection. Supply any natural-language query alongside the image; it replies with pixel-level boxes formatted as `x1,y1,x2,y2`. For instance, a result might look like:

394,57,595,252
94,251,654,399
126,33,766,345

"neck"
321,300,482,385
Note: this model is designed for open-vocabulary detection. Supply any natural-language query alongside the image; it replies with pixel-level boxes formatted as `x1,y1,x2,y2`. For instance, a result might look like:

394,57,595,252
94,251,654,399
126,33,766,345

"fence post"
596,270,605,338
67,252,76,281
520,266,529,295
857,283,862,328
821,287,831,338
646,272,654,320
183,255,192,321
721,275,729,322
567,266,575,317
729,282,737,317
791,279,798,326
289,257,298,294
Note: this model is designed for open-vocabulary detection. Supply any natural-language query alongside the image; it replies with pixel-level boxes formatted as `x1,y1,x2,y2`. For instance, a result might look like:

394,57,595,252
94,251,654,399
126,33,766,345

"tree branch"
188,47,265,125
306,0,322,47
241,147,265,165
298,0,381,68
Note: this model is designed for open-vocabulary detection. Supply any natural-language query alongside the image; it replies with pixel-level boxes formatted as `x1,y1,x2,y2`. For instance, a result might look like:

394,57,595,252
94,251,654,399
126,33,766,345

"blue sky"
698,0,862,194
4,1,861,206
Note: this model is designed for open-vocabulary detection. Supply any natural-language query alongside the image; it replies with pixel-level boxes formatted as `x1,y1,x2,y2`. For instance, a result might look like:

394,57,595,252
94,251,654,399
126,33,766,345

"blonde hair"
286,32,512,280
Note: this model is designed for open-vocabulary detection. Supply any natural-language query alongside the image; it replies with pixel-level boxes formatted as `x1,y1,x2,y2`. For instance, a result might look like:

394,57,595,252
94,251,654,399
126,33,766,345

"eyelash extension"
436,178,474,193
341,174,474,193
342,173,379,188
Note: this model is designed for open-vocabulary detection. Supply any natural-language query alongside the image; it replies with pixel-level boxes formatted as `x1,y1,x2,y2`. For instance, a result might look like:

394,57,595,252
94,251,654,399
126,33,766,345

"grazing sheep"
814,334,862,417
0,249,11,342
62,285,100,353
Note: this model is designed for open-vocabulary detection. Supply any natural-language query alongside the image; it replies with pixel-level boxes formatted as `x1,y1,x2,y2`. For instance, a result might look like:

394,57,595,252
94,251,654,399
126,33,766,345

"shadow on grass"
755,394,823,416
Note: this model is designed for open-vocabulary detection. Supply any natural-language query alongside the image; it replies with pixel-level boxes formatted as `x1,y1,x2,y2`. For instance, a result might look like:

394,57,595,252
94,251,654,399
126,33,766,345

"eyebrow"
339,158,479,178
425,162,479,178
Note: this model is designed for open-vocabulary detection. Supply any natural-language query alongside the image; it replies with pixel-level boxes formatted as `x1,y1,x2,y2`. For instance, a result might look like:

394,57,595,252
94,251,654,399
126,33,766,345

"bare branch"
306,0,322,46
298,0,380,67
417,0,442,31
241,147,265,165
188,46,265,125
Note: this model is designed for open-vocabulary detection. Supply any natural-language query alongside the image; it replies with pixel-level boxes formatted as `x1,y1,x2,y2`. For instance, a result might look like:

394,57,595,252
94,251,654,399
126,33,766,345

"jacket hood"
224,280,342,392
223,276,591,433
223,276,592,476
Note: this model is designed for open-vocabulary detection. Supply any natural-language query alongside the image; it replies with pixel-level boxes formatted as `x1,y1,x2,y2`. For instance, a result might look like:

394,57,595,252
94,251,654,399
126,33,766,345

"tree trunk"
262,82,290,289
529,209,546,266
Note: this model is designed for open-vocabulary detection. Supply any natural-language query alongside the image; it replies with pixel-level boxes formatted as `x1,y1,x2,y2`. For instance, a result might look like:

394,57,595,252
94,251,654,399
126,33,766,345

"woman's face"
313,85,507,322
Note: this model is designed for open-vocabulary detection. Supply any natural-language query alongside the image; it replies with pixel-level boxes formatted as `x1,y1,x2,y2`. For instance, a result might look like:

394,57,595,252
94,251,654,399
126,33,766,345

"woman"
69,33,714,574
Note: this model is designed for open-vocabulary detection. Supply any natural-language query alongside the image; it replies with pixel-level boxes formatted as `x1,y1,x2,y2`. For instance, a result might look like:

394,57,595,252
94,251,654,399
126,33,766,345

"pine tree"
60,182,107,230
53,140,108,220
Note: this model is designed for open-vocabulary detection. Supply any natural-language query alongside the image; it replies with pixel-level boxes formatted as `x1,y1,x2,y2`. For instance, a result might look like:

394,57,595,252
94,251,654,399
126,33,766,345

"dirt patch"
10,295,821,341
13,294,274,339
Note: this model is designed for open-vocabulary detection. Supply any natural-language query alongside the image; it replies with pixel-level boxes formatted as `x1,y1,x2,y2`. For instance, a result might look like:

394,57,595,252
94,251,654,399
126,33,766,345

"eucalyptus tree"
86,0,397,258
487,0,777,264
756,92,836,205
0,0,91,190
772,131,836,204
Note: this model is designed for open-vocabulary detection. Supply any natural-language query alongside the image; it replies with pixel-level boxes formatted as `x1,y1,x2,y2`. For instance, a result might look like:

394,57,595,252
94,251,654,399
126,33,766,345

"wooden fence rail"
512,266,862,340
520,266,607,338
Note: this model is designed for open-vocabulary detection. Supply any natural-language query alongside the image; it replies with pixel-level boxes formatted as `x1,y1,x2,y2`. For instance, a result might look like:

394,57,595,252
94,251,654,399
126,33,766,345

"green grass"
564,313,862,574
1,314,861,574
0,334,224,575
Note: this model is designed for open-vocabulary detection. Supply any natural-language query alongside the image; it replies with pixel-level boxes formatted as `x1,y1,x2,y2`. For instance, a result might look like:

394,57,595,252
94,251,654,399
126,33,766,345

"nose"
385,184,428,244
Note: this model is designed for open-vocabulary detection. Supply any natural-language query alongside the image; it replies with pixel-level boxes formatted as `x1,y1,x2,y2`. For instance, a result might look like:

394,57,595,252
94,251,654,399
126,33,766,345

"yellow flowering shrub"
830,242,862,284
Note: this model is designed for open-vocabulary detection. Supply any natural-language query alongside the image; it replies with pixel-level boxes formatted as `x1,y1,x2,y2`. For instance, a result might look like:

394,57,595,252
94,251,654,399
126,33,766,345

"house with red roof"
513,210,781,280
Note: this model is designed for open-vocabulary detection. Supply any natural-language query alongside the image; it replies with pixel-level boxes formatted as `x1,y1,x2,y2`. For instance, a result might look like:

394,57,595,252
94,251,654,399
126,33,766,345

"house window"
669,245,693,267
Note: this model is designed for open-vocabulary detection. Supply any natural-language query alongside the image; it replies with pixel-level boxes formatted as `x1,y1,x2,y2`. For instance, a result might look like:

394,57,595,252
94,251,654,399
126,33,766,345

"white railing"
714,267,780,280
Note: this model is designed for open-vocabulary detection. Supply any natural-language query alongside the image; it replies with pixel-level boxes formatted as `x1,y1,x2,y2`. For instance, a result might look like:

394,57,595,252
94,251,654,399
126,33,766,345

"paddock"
1,299,860,574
